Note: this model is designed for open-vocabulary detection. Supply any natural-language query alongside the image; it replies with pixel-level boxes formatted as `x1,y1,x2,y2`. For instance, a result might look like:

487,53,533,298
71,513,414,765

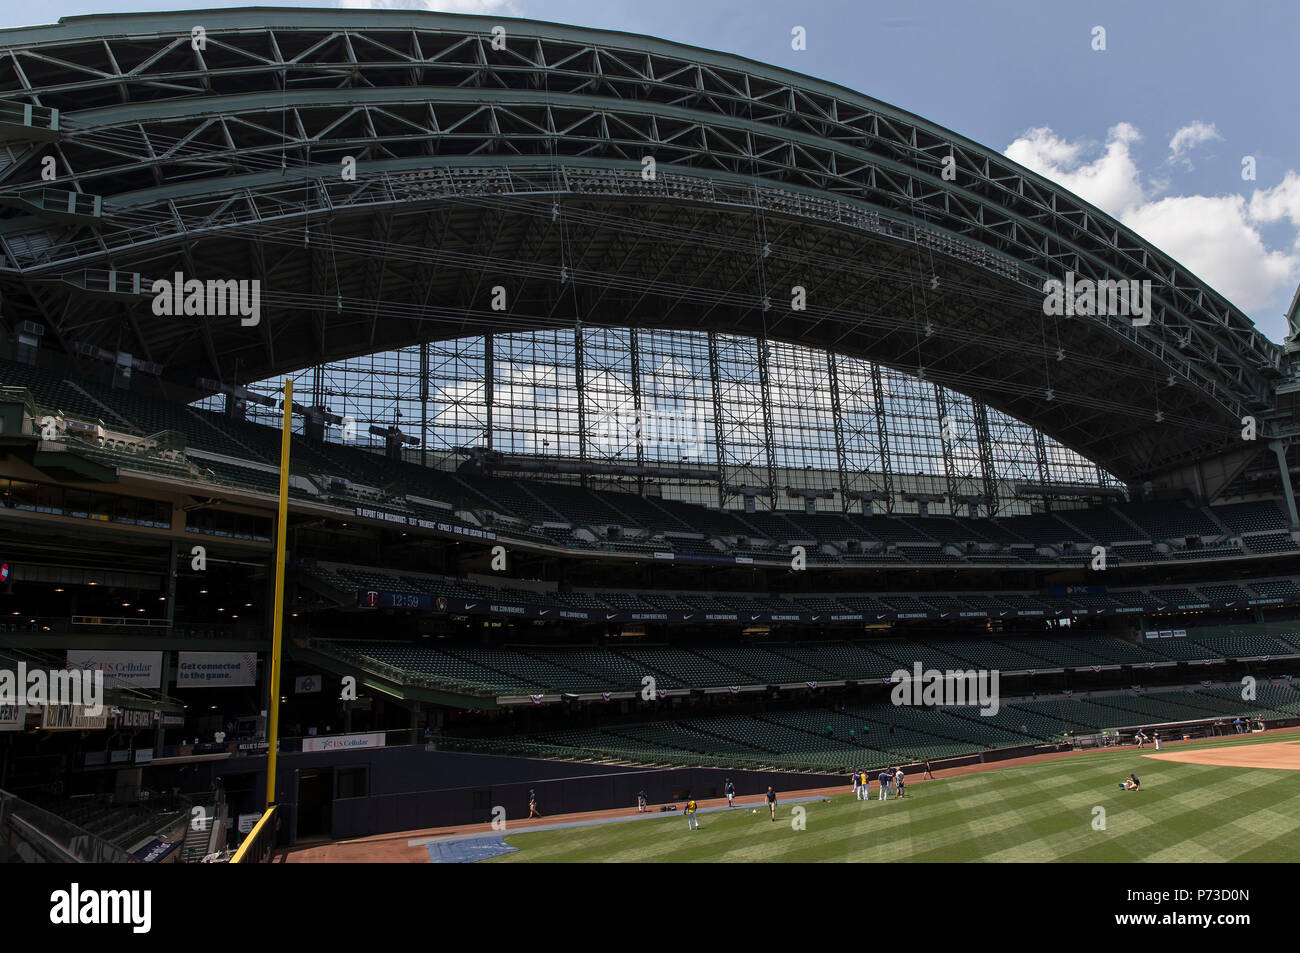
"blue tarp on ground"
426,835,519,863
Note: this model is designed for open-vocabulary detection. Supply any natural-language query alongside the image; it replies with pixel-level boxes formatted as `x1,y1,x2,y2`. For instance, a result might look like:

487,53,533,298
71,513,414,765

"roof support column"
630,326,645,495
756,331,778,508
869,362,894,513
933,384,960,515
708,329,727,510
974,400,999,516
574,320,587,488
827,352,850,513
484,332,494,454
1270,439,1299,528
1034,430,1051,512
419,340,429,469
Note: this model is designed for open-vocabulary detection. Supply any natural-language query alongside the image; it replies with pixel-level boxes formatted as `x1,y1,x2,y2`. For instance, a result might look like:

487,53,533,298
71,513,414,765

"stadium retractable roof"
0,7,1288,483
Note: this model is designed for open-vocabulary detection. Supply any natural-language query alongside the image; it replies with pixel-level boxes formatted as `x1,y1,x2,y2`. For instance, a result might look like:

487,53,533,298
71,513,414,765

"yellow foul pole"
265,378,292,810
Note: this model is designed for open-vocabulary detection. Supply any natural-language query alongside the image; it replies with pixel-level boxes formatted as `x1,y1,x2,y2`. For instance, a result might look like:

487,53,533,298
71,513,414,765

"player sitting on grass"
1123,773,1141,791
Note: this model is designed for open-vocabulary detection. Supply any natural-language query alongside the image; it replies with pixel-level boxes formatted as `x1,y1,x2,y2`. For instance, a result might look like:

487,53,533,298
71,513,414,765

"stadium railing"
0,789,134,863
229,806,280,864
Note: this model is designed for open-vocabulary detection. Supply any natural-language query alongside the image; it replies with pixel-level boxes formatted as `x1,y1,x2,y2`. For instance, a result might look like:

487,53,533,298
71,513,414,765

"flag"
530,694,543,705
806,681,818,690
1200,680,1212,687
1062,689,1073,696
601,691,612,702
1091,665,1102,673
728,686,740,694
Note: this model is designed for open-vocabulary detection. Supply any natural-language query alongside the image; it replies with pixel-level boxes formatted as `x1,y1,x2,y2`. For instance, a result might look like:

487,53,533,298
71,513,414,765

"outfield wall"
214,746,842,844
216,719,1300,846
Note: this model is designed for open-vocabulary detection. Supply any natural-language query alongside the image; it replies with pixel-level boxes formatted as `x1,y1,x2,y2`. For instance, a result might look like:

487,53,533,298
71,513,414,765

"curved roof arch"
0,7,1285,482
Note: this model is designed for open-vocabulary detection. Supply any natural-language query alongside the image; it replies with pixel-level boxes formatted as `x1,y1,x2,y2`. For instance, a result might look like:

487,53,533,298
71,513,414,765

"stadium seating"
1250,579,1300,600
510,676,1300,770
1210,501,1288,535
9,359,1300,578
1243,533,1300,555
1114,501,1223,539
1055,506,1144,543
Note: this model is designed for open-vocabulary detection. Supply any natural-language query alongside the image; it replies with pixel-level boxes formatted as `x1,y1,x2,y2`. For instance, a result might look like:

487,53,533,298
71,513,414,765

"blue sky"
8,0,1300,343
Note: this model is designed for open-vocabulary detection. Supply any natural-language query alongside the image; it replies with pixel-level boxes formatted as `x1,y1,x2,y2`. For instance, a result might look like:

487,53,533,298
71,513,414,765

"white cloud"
1004,124,1300,342
1168,121,1222,157
1249,171,1300,232
1168,121,1223,170
1123,194,1296,313
1005,122,1146,216
337,0,521,15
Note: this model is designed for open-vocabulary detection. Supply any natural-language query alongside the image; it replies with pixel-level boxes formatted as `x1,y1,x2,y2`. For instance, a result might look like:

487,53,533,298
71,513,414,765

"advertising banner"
176,652,258,687
301,732,386,753
66,651,162,689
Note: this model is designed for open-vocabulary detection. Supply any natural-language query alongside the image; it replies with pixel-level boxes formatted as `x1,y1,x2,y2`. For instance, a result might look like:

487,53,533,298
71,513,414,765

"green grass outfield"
487,733,1300,862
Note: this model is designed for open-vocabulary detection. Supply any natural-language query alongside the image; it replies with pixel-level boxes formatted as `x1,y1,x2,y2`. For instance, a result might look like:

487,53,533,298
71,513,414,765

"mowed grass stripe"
1143,772,1300,862
495,806,800,863
982,763,1226,863
1052,763,1299,861
906,775,1111,862
488,734,1300,862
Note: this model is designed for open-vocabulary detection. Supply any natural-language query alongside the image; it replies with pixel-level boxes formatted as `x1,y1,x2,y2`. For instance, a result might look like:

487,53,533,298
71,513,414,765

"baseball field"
486,732,1300,862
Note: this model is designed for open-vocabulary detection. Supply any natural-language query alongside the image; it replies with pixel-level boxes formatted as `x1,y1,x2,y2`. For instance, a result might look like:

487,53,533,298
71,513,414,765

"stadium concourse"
1,7,1300,866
